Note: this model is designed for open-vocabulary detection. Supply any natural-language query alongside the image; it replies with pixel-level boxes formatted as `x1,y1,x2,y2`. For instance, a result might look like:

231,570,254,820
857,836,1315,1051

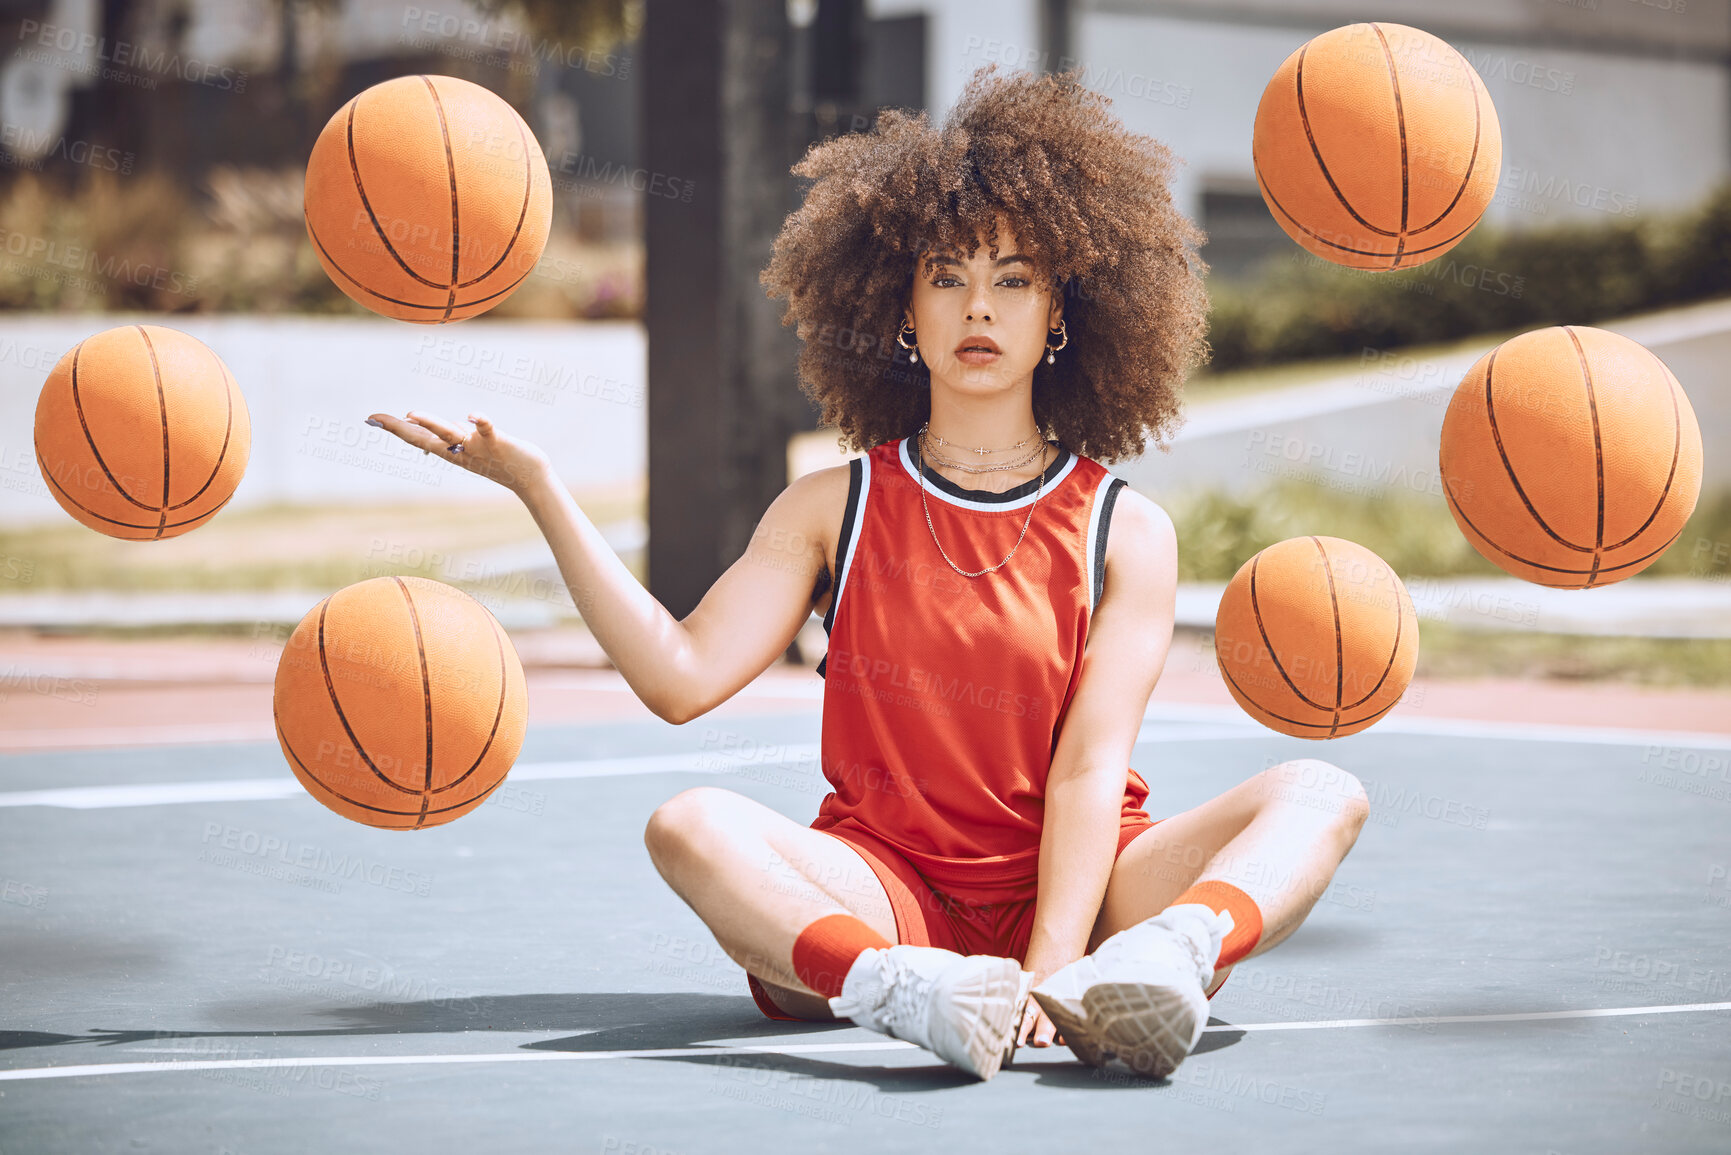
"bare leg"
1090,759,1371,970
644,786,900,1019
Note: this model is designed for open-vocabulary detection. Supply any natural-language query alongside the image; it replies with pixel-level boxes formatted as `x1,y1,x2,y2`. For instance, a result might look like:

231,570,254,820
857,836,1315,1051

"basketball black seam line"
138,325,169,538
1369,23,1409,267
431,601,510,795
420,75,460,321
1220,661,1401,732
133,327,237,522
317,597,420,796
458,111,535,290
1443,472,1684,579
1248,553,1332,712
1483,345,1593,553
1564,327,1607,586
345,95,447,291
1341,566,1406,711
69,339,155,515
38,464,232,532
394,576,436,827
278,715,503,819
305,212,535,312
1312,536,1344,736
1408,49,1483,235
1254,163,1486,261
1604,348,1684,552
1292,41,1397,239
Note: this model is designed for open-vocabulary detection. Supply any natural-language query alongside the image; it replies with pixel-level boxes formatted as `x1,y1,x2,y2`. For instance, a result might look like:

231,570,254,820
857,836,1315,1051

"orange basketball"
1214,536,1419,739
273,576,528,829
32,324,249,540
303,74,553,323
1252,22,1501,269
1439,326,1703,589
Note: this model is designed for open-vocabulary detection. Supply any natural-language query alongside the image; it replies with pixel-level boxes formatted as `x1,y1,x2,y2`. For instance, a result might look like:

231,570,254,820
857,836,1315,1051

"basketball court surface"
2,663,1729,1153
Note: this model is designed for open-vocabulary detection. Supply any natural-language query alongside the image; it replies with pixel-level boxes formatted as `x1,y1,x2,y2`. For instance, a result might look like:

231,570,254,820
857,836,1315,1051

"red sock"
790,913,892,998
1170,880,1263,968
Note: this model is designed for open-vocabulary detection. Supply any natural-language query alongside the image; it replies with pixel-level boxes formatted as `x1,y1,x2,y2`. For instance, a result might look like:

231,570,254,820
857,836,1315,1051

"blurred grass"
0,167,643,319
1409,623,1731,687
1168,481,1731,583
1206,181,1731,371
0,487,644,593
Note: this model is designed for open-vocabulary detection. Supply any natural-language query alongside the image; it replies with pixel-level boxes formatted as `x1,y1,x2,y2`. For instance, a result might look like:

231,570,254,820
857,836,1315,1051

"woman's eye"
931,274,1028,288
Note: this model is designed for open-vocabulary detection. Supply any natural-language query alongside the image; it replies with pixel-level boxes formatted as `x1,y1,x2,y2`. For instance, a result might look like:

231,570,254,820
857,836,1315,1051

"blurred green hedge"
1168,481,1731,583
1206,182,1731,371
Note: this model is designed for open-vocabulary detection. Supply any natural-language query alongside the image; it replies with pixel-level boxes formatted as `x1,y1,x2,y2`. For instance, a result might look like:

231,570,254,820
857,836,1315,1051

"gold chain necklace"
915,421,1051,578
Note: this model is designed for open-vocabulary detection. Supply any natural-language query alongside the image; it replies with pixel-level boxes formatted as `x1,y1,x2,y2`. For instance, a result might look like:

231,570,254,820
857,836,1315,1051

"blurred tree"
471,0,643,51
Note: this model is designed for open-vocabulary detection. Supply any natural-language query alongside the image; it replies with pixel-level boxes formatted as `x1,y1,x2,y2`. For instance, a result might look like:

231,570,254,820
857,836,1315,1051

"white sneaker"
829,944,1030,1081
1030,904,1233,1079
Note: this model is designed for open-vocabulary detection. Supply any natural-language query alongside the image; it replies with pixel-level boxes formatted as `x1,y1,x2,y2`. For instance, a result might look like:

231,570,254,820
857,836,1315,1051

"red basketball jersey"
811,435,1153,899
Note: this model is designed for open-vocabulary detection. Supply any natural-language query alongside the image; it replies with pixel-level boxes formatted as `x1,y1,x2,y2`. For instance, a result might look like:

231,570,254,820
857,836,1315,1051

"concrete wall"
1071,8,1731,231
1114,298,1731,502
0,316,645,527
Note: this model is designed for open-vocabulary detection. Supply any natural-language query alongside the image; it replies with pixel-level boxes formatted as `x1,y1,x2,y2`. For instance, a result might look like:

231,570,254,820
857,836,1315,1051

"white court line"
2,1001,1727,1083
1,711,1726,810
0,720,1246,810
1141,701,1731,750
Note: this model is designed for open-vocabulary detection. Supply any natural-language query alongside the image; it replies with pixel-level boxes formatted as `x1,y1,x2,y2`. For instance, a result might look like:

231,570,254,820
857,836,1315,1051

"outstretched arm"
1018,489,1178,1047
365,408,839,725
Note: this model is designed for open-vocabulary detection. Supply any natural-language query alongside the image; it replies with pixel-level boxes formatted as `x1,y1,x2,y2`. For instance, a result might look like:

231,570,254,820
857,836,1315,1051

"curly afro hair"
761,63,1211,464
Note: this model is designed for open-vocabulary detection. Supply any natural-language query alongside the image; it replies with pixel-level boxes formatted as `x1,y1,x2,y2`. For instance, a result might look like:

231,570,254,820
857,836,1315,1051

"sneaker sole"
1028,988,1113,1067
1080,980,1206,1080
942,958,1027,1081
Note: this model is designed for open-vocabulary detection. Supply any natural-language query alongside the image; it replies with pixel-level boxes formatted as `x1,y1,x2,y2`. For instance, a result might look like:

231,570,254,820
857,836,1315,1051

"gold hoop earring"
896,321,919,364
1045,319,1069,365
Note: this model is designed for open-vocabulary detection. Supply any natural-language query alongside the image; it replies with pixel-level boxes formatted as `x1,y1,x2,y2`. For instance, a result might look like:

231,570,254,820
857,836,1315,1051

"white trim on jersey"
1085,470,1122,616
833,450,872,626
896,437,1079,512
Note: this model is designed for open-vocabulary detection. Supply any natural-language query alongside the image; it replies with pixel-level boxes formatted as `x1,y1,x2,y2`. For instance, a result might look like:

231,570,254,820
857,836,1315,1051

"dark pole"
1040,0,1071,71
642,0,799,623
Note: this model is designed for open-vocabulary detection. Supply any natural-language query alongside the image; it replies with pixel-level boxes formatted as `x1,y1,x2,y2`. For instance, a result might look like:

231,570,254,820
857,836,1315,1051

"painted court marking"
0,720,1245,810
1,712,1726,811
2,1001,1727,1084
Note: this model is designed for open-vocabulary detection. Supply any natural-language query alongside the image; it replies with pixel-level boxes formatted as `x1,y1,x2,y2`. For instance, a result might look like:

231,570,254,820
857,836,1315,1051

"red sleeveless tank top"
811,435,1153,898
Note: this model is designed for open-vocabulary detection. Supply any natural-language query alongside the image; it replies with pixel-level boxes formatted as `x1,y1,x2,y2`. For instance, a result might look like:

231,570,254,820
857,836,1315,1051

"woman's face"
905,220,1061,391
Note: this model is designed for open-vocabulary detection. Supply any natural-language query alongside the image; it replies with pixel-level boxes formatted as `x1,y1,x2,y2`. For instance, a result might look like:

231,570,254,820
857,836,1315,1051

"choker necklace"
914,421,1051,578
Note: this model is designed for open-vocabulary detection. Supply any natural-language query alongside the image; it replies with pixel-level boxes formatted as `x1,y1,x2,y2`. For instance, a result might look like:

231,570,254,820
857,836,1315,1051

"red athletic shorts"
748,815,1160,1021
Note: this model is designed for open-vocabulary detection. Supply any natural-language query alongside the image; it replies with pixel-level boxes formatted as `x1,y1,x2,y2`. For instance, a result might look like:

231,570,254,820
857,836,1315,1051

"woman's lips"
955,348,1002,366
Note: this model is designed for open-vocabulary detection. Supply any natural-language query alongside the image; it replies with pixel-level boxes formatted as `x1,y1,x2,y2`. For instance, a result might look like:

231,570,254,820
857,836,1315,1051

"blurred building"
877,0,1731,277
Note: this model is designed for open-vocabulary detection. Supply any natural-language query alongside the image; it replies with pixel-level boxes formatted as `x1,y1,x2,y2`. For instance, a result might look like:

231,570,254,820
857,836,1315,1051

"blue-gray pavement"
5,574,1730,637
2,711,1729,1154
